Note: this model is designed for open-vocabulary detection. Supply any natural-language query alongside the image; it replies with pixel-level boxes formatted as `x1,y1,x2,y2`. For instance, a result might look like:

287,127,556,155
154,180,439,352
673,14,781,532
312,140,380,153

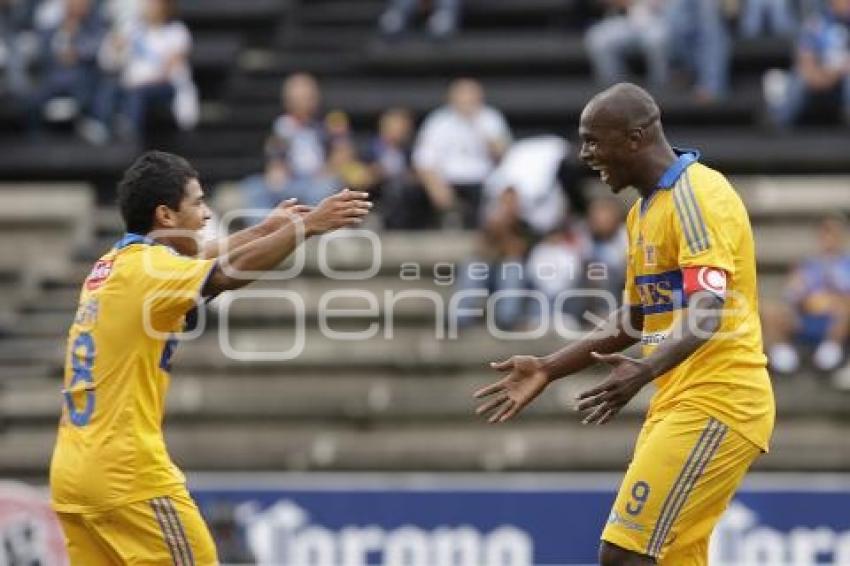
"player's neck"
634,145,678,198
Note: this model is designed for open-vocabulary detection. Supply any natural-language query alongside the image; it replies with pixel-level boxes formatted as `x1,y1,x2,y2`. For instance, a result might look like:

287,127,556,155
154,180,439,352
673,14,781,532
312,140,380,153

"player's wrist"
538,355,560,383
638,357,660,384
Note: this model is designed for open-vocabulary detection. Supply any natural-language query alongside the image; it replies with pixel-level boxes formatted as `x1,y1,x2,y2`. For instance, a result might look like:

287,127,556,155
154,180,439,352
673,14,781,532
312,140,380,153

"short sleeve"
138,245,216,327
623,203,641,305
672,172,736,276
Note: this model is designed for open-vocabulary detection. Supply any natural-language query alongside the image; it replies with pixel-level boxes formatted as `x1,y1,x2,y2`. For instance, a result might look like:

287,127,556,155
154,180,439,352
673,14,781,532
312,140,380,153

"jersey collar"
114,233,155,249
641,148,700,216
657,149,700,189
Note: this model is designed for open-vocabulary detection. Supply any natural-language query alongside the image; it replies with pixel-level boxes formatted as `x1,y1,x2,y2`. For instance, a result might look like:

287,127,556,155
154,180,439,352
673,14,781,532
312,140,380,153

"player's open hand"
474,355,550,424
576,352,653,425
304,189,372,235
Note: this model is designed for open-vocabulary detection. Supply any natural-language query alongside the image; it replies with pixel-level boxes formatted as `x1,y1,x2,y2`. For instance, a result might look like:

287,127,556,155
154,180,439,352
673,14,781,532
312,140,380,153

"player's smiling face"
578,106,634,193
167,179,212,256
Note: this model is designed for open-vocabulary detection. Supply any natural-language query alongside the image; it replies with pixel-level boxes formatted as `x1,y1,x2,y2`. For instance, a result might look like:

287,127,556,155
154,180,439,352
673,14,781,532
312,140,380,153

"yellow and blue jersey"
50,234,216,513
624,151,775,451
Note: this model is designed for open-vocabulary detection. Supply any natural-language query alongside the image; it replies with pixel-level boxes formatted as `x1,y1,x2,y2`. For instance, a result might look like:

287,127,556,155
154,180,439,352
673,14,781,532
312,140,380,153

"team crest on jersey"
644,244,657,266
85,259,114,290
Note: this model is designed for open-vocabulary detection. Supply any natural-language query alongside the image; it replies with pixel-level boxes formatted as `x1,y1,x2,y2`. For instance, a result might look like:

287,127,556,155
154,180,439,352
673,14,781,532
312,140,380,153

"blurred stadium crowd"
0,1,849,562
2,0,850,384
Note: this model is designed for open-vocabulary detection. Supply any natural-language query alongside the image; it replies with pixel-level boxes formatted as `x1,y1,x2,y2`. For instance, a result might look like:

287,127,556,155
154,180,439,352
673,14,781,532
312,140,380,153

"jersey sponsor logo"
607,509,646,532
634,270,687,315
85,259,114,291
641,332,668,346
238,499,535,565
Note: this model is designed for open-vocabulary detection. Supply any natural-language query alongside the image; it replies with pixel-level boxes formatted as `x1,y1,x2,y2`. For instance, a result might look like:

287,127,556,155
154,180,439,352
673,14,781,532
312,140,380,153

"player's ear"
627,128,643,150
154,204,178,228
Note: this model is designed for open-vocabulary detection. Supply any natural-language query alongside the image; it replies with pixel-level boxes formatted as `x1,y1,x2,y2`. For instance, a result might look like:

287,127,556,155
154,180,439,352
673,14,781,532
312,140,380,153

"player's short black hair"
117,151,199,235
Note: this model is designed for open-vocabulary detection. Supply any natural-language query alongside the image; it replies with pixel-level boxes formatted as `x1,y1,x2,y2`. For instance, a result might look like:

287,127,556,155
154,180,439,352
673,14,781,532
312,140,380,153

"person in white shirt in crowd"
268,72,336,206
85,0,196,142
413,78,511,229
483,135,589,237
585,0,669,88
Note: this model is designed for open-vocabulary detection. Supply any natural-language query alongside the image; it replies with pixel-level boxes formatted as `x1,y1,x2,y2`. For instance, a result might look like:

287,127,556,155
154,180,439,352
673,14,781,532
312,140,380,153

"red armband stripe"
683,266,727,299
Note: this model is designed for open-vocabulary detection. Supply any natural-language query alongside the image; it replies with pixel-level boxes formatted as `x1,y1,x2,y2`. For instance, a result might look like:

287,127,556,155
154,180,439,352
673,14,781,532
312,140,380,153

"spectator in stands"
483,135,587,238
578,196,628,320
454,187,534,330
239,137,292,225
268,72,336,206
85,0,196,143
738,0,796,37
526,224,586,330
26,0,106,133
765,0,850,128
0,0,37,97
584,0,669,88
378,0,460,39
413,78,511,229
525,197,627,329
367,107,431,229
762,214,850,375
325,110,374,191
667,0,731,102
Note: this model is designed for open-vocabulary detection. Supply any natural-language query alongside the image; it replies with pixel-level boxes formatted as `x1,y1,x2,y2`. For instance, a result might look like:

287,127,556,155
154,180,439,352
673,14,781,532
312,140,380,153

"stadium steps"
72,230,478,269
179,0,290,44
2,370,844,426
362,35,791,77
4,270,789,341
68,224,833,272
2,417,850,474
222,76,763,127
295,0,579,29
0,327,568,370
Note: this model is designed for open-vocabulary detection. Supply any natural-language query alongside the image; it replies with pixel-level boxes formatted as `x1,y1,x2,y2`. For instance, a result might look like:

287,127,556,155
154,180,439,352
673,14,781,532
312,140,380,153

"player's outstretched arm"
200,198,311,260
576,291,723,425
202,189,371,296
474,303,643,423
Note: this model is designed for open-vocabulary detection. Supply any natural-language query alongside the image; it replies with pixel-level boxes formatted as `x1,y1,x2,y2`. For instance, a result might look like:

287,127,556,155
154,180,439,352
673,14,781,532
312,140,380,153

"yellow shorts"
57,489,218,565
601,406,761,566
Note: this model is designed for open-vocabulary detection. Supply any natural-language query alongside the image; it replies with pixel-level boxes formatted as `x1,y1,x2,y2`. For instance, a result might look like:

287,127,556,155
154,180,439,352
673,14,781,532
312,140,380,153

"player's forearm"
206,221,306,294
200,221,275,260
540,304,643,381
641,292,722,381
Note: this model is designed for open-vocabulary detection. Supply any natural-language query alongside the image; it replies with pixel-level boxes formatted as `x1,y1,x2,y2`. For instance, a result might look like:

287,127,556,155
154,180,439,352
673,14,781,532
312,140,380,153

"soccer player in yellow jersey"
50,151,371,564
474,83,775,565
